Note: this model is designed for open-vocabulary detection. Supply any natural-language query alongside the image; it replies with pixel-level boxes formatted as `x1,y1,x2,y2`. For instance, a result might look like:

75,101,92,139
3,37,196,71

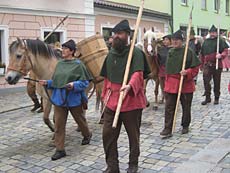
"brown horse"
5,38,102,132
6,38,57,132
143,28,165,110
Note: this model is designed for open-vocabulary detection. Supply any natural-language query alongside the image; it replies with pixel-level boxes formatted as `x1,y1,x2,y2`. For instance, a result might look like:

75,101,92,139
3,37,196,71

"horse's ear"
152,27,155,32
16,37,23,46
143,28,146,33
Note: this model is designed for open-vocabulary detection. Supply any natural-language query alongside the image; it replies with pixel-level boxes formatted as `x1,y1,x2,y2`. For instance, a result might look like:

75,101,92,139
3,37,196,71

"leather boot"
201,96,211,105
51,150,66,161
160,128,172,138
126,165,138,173
214,97,219,105
31,99,41,112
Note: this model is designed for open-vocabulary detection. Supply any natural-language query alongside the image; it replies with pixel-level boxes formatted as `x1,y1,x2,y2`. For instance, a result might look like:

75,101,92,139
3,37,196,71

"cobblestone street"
0,72,229,173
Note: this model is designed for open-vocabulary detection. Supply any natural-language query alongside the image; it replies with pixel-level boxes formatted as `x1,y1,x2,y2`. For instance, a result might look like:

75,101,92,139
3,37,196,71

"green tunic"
100,46,150,84
52,59,93,88
201,37,228,56
166,46,201,74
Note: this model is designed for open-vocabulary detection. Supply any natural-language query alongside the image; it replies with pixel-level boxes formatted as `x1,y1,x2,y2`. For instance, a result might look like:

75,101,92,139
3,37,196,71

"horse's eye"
16,55,22,59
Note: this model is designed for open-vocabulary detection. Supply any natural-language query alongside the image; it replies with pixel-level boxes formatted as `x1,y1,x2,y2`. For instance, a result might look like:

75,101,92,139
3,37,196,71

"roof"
94,0,171,20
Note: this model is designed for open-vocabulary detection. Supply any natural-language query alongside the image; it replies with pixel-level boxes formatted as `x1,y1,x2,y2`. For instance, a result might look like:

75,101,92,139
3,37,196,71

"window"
181,0,188,5
44,32,60,44
197,28,209,37
220,29,227,36
0,26,8,71
201,0,207,10
102,27,135,42
214,0,220,11
41,28,66,46
102,27,113,41
180,26,187,33
226,0,230,14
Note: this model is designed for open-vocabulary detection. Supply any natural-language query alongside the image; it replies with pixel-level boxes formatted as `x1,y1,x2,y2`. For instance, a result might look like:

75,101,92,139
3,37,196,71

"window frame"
201,0,207,10
181,0,188,6
214,0,220,12
40,27,66,45
226,0,230,15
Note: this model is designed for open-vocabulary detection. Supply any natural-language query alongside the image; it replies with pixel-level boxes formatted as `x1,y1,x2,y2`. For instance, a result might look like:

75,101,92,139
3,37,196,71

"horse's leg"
144,79,150,107
153,78,159,110
42,98,54,132
159,77,165,104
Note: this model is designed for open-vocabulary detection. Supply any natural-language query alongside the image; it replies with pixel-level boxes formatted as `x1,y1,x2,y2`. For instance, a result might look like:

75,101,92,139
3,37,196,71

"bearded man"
100,19,150,173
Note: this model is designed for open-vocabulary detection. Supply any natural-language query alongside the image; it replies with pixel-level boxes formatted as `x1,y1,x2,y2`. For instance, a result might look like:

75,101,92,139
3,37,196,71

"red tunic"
164,66,199,94
200,48,229,68
101,71,146,112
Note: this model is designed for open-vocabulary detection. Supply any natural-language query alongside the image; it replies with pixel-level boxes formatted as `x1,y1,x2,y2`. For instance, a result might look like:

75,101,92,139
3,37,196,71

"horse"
5,38,103,132
143,27,165,110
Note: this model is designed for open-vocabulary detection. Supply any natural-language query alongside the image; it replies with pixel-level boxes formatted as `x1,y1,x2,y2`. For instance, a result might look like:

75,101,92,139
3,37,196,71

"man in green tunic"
160,30,201,138
200,25,229,105
100,20,150,173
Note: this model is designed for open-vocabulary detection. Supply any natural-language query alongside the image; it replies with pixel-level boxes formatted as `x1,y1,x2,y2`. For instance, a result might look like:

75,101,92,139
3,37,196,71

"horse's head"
143,27,157,56
5,38,33,84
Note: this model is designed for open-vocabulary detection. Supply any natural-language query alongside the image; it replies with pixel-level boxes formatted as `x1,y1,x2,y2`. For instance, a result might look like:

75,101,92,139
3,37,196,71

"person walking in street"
157,34,172,101
160,30,201,138
39,39,92,161
27,71,43,112
100,19,150,173
200,25,229,105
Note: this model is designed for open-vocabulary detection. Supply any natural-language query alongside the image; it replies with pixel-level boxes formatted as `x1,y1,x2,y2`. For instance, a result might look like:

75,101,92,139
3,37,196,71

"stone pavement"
0,72,229,173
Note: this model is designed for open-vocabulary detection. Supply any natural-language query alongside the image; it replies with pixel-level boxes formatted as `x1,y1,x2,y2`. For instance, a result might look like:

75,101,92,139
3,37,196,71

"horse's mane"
26,39,56,59
9,39,60,59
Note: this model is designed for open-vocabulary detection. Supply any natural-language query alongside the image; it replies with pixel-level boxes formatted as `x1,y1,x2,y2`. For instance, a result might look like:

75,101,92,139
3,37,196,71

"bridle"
7,39,34,76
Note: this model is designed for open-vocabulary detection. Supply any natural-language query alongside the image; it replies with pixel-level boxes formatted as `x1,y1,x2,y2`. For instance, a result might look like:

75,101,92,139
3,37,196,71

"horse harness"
7,39,34,76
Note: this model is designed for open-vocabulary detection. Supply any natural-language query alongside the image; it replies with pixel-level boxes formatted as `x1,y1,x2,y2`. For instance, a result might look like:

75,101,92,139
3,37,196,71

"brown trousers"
27,81,38,101
54,105,91,150
103,107,142,172
164,92,193,131
203,65,222,98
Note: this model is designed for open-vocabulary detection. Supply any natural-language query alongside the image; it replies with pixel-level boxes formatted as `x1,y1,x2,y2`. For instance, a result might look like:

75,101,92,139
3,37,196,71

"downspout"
170,0,174,33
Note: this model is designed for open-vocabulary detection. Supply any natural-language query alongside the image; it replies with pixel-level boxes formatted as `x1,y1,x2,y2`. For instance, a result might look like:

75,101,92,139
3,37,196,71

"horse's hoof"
98,119,104,124
159,100,164,104
146,101,150,107
76,126,81,132
48,141,55,147
152,106,158,110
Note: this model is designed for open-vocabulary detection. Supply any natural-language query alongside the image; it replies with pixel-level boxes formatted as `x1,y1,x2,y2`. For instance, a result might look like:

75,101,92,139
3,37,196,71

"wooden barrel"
76,34,108,78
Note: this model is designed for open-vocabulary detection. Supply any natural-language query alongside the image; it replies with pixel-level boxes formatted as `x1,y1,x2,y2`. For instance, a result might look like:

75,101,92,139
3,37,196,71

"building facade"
94,0,171,42
173,0,230,36
0,0,95,66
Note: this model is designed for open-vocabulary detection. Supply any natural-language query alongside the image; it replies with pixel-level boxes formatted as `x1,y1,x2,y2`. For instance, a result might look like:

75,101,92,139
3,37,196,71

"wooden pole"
44,15,69,41
216,1,220,70
112,0,145,128
172,6,193,132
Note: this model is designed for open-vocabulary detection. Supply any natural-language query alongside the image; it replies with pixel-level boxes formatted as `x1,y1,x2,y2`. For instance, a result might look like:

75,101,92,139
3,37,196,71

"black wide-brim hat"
171,30,184,40
112,19,131,34
209,25,217,32
62,39,76,51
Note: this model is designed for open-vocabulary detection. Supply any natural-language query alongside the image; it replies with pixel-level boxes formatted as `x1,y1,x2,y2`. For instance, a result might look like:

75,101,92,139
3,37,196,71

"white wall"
0,0,86,14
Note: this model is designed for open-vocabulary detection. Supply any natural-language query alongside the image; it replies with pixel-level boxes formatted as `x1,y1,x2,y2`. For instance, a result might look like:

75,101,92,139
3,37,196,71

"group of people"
33,19,228,173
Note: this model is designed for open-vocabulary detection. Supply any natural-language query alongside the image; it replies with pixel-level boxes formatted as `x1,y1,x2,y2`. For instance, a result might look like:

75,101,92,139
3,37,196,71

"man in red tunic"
100,19,150,173
160,30,201,138
200,25,229,105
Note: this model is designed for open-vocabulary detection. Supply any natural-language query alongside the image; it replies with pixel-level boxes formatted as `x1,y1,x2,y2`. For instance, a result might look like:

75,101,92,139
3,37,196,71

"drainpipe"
170,0,174,33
